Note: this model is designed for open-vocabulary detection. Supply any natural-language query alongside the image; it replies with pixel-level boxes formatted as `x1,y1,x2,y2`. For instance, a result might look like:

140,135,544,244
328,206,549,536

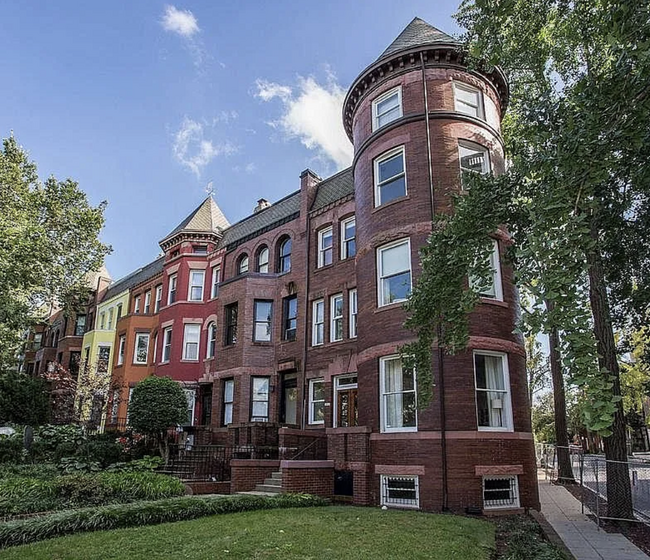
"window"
282,295,298,341
372,86,402,130
193,245,208,255
381,475,419,508
251,377,270,422
223,379,234,425
374,147,407,206
330,294,343,342
97,345,111,373
117,336,125,365
206,322,217,358
133,333,149,364
256,246,269,273
308,379,325,424
33,333,42,350
341,217,356,259
380,356,417,432
377,239,412,306
474,352,512,431
168,275,177,305
183,389,196,426
152,333,157,364
483,476,519,509
182,324,200,361
237,254,249,274
74,315,86,336
454,82,484,119
225,303,238,345
116,304,122,321
189,270,205,301
134,297,141,314
107,309,114,330
253,300,273,342
312,299,324,346
144,291,151,314
459,141,490,181
99,312,106,330
278,237,292,273
154,285,162,313
162,327,172,362
211,266,220,298
334,374,358,427
318,227,333,268
349,289,358,338
470,240,503,301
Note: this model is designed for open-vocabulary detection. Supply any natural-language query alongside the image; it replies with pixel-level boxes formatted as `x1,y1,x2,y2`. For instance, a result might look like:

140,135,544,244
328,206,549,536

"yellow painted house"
76,287,129,424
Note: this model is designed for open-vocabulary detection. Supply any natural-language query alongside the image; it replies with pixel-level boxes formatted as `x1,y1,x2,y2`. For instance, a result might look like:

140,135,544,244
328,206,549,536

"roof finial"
204,180,214,197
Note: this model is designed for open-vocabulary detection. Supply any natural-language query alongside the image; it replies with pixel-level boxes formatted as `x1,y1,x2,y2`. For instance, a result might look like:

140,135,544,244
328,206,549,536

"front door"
280,374,298,425
335,374,358,427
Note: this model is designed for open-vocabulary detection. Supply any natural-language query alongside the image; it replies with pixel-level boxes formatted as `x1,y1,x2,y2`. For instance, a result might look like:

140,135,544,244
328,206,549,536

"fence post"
580,452,584,515
595,458,600,529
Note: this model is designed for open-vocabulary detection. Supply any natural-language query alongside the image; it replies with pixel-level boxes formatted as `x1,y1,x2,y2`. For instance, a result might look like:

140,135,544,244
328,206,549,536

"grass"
0,506,495,560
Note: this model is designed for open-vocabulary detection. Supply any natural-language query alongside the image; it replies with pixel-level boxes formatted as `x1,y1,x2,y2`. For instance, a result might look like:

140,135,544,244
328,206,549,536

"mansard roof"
103,256,164,300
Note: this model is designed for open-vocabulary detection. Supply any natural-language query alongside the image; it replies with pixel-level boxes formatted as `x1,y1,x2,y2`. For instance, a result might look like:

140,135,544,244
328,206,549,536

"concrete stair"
254,471,283,494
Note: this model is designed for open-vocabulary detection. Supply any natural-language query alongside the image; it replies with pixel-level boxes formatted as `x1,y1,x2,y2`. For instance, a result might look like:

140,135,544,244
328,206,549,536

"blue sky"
1,1,462,280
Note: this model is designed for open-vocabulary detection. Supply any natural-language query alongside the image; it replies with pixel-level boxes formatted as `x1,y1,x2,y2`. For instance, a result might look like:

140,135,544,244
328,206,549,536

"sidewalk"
538,471,650,560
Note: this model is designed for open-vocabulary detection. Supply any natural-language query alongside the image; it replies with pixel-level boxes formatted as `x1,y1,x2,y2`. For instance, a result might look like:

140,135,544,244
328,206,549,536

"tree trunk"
587,224,633,520
546,300,575,483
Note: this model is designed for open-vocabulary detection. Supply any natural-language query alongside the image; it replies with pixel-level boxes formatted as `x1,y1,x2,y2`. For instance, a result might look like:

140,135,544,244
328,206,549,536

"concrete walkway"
539,471,650,560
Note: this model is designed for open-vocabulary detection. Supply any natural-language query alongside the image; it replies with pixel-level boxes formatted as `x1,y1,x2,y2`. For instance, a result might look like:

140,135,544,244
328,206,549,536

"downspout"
300,210,312,430
421,51,449,511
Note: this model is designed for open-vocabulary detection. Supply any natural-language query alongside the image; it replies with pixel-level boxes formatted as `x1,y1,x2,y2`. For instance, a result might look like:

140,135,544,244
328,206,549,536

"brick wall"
281,460,334,498
230,459,280,493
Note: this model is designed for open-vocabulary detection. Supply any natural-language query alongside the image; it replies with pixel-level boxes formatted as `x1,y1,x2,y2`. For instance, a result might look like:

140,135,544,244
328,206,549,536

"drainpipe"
300,211,312,430
421,51,449,511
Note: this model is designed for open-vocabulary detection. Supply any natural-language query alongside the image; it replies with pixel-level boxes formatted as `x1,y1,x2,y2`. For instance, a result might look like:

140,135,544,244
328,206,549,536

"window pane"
252,401,268,418
381,243,410,276
382,272,411,304
460,144,487,173
456,86,478,105
313,381,325,401
255,323,271,341
313,402,325,423
224,403,233,425
224,380,234,402
376,92,399,115
378,153,404,183
253,377,269,397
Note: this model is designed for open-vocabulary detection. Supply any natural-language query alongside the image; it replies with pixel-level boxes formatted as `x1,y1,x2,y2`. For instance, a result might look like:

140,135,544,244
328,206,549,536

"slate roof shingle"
163,196,230,242
310,167,354,212
377,17,458,62
103,256,165,300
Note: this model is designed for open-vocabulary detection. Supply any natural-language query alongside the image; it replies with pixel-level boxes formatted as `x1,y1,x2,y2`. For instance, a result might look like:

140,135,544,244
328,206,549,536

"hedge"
0,493,328,548
0,472,185,517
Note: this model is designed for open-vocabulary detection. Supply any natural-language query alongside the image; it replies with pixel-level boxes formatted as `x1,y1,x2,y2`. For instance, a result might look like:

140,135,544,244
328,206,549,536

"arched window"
206,322,217,358
237,254,249,275
53,330,60,347
278,237,292,273
256,246,269,273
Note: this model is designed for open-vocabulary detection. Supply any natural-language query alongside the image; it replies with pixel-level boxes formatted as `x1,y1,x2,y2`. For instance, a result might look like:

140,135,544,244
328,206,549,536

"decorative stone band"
468,336,526,357
370,431,533,441
475,464,524,476
280,460,335,469
375,464,426,476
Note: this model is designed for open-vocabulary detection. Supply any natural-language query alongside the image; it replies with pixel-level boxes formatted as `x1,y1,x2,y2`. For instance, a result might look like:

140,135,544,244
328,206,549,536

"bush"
0,493,328,548
80,439,124,468
0,472,185,517
104,456,163,473
0,435,23,464
0,463,59,480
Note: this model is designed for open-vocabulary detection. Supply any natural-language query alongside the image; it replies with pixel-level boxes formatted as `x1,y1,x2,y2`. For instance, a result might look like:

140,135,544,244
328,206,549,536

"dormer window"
193,245,208,255
454,83,485,120
372,87,402,131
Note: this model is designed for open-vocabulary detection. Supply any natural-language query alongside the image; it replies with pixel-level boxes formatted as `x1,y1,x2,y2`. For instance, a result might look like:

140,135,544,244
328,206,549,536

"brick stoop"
254,470,283,494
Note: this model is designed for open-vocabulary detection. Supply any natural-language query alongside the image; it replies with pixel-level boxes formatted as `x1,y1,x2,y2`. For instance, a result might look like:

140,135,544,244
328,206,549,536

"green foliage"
495,515,568,560
0,464,59,480
0,135,111,368
532,393,556,443
0,494,328,549
0,472,185,518
0,372,48,426
29,425,86,462
104,456,164,473
128,377,187,444
0,435,23,464
620,327,650,415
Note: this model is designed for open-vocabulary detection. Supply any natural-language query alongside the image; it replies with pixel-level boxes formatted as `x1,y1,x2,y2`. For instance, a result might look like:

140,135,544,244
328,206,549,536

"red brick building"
102,18,538,513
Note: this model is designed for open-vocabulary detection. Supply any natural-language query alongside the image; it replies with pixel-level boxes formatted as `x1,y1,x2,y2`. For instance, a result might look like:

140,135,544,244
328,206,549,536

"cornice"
159,230,222,252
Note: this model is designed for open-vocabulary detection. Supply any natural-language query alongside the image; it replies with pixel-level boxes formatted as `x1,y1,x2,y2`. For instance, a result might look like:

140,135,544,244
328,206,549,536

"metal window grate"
381,475,419,508
483,476,519,509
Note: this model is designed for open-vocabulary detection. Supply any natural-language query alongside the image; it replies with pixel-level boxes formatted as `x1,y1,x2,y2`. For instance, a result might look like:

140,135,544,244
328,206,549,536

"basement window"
483,476,519,509
380,475,419,508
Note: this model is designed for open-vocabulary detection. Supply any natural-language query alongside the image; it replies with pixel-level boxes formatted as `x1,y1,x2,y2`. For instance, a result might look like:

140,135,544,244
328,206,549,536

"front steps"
255,470,283,494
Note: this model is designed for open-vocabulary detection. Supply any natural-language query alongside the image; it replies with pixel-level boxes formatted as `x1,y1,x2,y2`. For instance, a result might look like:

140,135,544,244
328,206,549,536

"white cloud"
161,5,199,37
172,117,237,177
254,74,353,170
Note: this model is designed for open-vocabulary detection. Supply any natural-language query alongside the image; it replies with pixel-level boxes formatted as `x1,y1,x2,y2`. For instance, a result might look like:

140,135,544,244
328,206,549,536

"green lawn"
0,506,495,560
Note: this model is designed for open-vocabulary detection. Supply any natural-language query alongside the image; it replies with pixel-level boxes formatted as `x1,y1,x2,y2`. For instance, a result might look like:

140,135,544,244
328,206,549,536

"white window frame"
210,266,220,299
99,312,106,329
470,240,503,301
253,300,273,342
458,140,490,178
107,308,114,330
183,388,196,426
377,238,412,307
483,475,520,509
340,217,356,260
308,378,325,425
330,294,343,342
312,299,325,346
474,350,513,432
133,297,141,315
374,146,407,207
162,327,172,363
182,323,201,361
454,82,485,120
380,355,417,433
257,247,269,273
206,322,217,358
349,289,358,338
223,379,234,425
154,285,163,313
188,270,205,302
251,376,270,422
152,333,157,364
380,474,420,509
144,291,151,314
238,254,249,274
133,333,149,364
317,227,333,268
117,335,126,366
333,374,358,428
168,274,177,305
372,86,403,131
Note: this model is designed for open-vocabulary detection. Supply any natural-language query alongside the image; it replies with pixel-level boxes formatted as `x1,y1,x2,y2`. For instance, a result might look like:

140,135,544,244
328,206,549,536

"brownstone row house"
42,18,539,513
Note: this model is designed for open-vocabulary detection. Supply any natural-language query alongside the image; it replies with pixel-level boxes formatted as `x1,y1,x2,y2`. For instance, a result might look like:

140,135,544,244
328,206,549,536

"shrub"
0,434,23,464
0,472,185,517
79,439,124,468
104,456,164,472
0,463,59,480
0,371,49,426
0,493,328,548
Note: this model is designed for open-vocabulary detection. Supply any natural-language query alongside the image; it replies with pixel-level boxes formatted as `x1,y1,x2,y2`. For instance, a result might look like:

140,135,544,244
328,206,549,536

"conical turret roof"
160,196,230,247
377,17,457,62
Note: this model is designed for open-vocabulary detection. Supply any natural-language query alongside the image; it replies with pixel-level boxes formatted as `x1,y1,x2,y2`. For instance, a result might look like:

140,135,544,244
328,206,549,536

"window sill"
180,359,199,363
477,427,514,433
372,194,410,213
374,301,406,313
252,341,273,346
478,297,508,308
380,427,418,434
315,263,335,272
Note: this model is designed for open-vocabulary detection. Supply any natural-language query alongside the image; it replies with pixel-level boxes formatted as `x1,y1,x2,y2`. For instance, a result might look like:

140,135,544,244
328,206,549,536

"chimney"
299,168,322,231
254,198,271,213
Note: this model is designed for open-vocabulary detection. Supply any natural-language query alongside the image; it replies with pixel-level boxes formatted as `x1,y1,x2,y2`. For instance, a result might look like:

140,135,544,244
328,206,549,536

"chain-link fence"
537,444,650,525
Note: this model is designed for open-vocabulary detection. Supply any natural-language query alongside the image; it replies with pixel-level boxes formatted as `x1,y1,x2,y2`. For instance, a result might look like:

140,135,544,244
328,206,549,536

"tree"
405,0,650,519
525,334,549,406
128,376,188,459
532,392,556,444
0,371,49,425
0,134,110,367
